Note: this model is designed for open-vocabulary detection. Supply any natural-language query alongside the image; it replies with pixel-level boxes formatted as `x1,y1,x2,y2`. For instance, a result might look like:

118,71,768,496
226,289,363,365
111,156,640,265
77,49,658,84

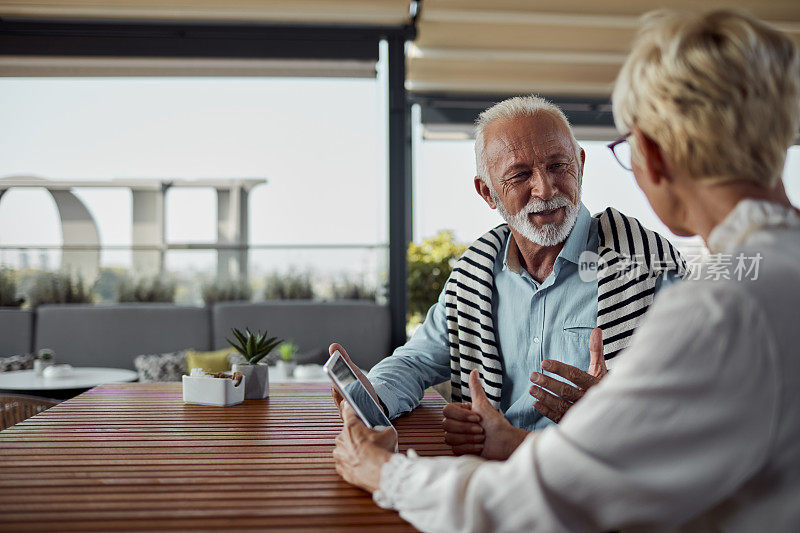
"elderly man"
333,8,800,532
333,94,686,455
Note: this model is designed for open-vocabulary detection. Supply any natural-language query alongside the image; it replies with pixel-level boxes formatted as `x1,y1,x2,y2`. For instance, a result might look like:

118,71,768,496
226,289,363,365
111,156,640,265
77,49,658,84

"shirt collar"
707,198,800,254
503,203,592,273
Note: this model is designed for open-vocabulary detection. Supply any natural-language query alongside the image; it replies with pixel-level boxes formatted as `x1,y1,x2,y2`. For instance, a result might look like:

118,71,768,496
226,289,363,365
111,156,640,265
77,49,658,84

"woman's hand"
332,402,397,493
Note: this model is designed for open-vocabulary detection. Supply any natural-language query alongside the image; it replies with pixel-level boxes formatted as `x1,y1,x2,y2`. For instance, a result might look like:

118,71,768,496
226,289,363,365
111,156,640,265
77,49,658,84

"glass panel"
248,247,387,304
165,250,217,305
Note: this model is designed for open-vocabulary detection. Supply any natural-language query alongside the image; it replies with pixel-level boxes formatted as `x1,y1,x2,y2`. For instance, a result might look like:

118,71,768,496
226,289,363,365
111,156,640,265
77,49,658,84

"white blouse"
374,199,800,532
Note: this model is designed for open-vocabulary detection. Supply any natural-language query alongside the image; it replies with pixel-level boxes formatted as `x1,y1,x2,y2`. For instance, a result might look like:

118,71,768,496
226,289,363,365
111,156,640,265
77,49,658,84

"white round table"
0,367,138,391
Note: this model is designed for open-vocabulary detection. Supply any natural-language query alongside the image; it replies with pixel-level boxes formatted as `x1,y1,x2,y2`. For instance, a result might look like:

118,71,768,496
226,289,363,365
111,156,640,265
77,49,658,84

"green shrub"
0,268,23,307
407,231,467,325
278,341,298,362
264,271,314,300
330,275,376,301
201,279,253,306
117,276,176,303
29,271,93,307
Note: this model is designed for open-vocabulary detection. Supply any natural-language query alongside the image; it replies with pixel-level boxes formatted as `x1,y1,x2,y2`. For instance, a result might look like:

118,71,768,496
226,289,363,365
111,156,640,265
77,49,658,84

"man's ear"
474,177,497,209
632,128,669,186
578,146,586,185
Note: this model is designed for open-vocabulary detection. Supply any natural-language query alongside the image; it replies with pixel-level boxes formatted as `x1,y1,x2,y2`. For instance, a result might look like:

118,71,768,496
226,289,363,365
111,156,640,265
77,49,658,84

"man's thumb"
468,369,492,410
588,327,607,378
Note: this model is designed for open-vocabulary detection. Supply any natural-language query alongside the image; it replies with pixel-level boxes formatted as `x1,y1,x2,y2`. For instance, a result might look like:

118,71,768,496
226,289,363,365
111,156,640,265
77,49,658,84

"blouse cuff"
373,449,419,509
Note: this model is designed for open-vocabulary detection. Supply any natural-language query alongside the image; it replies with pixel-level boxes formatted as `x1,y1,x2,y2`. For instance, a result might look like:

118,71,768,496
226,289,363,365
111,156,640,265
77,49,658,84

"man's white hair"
474,95,579,181
612,9,800,186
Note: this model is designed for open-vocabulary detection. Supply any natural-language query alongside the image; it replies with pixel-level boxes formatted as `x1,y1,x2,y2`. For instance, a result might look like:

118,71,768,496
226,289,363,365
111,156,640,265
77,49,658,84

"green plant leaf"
232,328,247,347
226,337,246,356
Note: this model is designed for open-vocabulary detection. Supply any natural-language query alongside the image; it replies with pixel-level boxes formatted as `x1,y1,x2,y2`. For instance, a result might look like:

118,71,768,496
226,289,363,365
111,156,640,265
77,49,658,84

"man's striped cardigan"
444,207,689,406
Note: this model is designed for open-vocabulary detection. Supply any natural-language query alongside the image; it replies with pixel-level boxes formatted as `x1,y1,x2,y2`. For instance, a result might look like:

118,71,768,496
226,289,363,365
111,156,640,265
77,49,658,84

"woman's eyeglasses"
607,132,632,171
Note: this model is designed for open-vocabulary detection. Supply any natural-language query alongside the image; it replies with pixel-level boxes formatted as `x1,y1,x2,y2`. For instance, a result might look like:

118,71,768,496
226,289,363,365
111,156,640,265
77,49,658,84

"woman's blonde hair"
612,9,800,186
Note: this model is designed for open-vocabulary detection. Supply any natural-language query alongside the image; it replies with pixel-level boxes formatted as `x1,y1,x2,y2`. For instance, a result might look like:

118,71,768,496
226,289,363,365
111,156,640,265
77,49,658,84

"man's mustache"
523,196,571,215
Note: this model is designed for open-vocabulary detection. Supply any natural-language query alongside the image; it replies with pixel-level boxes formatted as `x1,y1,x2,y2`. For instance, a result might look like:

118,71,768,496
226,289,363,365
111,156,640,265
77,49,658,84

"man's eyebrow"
501,162,531,175
544,148,573,161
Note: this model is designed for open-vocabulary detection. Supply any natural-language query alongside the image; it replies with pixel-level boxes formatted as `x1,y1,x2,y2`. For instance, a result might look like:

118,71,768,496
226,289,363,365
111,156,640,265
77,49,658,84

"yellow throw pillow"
185,348,236,374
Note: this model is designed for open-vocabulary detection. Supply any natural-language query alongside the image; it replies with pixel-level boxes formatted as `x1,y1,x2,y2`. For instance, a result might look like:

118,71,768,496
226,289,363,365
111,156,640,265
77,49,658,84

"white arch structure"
0,176,266,281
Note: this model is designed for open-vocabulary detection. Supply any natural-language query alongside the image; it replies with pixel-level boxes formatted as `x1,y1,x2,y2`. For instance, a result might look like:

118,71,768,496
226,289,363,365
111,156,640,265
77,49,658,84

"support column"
50,190,100,281
131,189,164,276
387,34,413,349
216,184,248,280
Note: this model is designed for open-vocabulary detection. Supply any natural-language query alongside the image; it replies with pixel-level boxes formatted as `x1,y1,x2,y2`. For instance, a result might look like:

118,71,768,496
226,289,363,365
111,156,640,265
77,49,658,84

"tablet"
324,350,394,431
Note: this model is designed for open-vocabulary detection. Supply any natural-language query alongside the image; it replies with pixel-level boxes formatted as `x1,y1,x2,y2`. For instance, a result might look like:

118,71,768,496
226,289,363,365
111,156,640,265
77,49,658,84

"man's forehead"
485,113,574,157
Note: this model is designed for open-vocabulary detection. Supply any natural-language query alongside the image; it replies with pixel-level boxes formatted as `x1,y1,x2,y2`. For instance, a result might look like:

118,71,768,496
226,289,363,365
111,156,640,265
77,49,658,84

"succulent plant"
226,327,282,365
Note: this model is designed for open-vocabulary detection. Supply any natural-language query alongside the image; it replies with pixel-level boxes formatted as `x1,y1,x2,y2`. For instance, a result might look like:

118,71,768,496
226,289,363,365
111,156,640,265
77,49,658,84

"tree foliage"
407,231,467,325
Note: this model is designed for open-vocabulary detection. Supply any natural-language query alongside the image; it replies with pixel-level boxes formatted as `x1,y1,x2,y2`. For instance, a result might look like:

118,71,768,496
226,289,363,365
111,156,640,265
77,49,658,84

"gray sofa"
5,301,391,371
212,301,392,370
35,304,211,369
0,309,34,356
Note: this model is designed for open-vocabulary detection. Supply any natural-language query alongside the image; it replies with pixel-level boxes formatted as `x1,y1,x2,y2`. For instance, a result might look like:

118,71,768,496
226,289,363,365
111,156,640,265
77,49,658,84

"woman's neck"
679,178,795,245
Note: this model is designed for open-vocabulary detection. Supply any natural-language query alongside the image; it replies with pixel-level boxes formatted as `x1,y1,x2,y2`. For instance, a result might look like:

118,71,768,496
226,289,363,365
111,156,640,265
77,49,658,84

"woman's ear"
632,128,670,186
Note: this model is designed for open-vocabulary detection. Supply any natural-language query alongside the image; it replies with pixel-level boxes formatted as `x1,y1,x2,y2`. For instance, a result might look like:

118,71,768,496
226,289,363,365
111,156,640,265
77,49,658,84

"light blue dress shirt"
360,204,679,431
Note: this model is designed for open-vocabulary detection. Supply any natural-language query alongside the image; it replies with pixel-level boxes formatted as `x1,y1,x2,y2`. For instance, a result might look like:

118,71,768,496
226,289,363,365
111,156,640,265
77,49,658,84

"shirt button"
533,337,540,344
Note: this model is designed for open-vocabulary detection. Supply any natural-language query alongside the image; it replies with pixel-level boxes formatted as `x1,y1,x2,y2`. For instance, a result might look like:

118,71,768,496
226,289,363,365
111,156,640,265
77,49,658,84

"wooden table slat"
0,382,451,532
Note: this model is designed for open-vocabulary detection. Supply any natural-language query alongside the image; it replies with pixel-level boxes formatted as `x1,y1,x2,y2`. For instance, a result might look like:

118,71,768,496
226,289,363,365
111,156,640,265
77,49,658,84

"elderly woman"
332,9,800,531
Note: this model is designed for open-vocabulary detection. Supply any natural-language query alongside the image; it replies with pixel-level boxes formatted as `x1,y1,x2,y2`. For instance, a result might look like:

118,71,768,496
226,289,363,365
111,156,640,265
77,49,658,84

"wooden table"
0,382,451,531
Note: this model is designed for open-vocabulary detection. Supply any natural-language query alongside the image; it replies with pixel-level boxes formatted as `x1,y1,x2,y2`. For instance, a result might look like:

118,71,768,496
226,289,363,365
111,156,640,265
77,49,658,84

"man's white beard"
491,188,581,247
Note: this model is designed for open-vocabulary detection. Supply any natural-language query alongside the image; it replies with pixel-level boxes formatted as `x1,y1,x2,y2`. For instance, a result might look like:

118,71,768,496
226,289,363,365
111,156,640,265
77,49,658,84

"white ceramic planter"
34,359,55,376
274,360,297,379
182,373,245,406
231,363,269,399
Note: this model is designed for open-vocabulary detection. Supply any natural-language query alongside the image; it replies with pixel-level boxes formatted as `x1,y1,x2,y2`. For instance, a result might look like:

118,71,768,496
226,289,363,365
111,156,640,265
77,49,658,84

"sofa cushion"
185,348,235,373
134,351,187,382
35,304,211,370
211,301,391,370
0,353,35,372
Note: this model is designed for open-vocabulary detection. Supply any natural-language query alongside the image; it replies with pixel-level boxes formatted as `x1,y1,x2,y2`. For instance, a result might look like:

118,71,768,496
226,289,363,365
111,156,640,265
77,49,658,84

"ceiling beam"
0,19,415,61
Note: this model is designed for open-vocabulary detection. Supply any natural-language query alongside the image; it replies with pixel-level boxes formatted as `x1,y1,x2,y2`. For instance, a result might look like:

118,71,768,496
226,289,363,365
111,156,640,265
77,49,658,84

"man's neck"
508,228,565,284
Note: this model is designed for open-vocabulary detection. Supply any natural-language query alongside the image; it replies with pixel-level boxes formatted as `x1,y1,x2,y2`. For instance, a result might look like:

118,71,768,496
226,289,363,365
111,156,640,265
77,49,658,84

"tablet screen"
328,355,392,429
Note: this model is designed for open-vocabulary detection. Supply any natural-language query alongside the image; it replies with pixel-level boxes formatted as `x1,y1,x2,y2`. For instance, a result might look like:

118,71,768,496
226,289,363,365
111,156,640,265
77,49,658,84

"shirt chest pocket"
562,322,594,367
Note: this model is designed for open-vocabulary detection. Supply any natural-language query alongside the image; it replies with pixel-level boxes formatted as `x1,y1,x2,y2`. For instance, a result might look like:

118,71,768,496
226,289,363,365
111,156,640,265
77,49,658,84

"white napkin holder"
182,369,245,406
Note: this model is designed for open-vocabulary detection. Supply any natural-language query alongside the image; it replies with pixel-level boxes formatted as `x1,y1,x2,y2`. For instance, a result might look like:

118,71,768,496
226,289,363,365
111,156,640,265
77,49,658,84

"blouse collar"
707,199,800,254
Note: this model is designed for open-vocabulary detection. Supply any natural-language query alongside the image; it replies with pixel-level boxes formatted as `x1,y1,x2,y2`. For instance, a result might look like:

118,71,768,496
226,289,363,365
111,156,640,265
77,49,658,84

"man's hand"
444,369,529,460
529,328,606,423
332,403,396,493
328,343,383,419
442,401,485,455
